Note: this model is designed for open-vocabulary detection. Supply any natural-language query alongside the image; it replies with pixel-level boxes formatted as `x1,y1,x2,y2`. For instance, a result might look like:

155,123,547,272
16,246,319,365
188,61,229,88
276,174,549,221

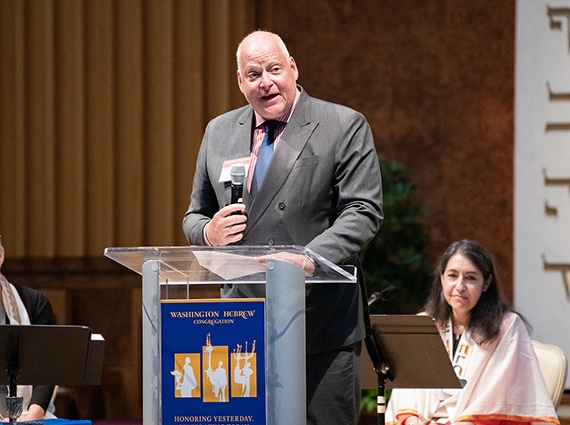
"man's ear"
289,56,299,80
237,70,245,94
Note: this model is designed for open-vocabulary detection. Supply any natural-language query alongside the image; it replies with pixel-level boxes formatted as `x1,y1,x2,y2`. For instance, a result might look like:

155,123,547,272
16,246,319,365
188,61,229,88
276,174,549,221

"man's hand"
255,252,316,276
205,204,247,246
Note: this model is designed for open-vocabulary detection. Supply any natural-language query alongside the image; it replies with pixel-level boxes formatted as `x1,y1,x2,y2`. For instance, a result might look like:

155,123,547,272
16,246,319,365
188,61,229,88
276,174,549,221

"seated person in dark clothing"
0,235,56,421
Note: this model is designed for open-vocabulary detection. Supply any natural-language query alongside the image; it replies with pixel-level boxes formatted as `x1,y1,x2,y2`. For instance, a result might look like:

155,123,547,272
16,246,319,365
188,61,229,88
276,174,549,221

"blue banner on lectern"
161,299,266,425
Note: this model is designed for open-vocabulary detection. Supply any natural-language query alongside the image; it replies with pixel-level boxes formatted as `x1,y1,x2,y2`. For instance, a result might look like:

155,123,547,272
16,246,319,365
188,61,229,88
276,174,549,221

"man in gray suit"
183,30,383,425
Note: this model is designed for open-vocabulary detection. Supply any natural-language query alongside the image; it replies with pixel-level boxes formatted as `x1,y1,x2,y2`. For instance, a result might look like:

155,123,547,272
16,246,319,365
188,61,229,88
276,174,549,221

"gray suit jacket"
183,87,383,354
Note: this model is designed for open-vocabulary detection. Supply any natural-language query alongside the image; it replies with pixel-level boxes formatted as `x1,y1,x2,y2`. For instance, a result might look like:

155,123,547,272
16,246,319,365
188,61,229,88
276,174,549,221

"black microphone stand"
370,332,393,425
5,332,23,423
365,287,396,425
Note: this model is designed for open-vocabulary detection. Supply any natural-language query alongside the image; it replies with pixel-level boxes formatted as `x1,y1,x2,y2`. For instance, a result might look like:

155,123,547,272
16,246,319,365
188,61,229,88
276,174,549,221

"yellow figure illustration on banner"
232,340,257,398
203,333,229,402
171,353,200,398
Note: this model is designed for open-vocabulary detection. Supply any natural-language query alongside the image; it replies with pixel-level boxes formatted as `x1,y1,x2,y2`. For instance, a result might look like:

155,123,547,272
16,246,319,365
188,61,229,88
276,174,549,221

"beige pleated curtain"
0,0,254,258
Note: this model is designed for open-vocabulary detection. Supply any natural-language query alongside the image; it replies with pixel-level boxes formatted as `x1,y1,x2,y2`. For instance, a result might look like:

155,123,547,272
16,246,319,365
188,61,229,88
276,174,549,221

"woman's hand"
8,403,46,422
403,415,432,425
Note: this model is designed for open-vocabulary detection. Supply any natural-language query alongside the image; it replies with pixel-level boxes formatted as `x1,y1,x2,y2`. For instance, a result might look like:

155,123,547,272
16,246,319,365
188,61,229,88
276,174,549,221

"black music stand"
0,325,105,423
363,315,462,425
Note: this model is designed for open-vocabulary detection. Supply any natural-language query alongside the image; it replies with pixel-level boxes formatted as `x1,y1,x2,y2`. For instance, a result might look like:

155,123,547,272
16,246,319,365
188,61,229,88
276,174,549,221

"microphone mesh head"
230,165,246,185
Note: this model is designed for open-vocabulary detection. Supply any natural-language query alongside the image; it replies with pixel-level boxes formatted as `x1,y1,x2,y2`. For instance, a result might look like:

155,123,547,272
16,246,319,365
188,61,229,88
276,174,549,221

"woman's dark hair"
423,239,510,344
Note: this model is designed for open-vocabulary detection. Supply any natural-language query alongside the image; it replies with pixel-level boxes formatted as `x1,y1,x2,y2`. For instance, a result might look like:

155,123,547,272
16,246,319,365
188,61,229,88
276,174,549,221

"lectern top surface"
104,245,357,284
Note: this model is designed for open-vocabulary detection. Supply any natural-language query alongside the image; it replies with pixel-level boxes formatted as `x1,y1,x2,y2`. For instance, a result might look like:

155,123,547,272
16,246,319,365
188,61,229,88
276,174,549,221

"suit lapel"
231,108,255,207
230,108,254,159
245,91,317,232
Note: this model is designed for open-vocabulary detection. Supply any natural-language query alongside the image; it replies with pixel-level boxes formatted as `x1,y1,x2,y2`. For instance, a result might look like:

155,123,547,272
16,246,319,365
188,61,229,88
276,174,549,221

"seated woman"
0,237,56,421
386,239,559,425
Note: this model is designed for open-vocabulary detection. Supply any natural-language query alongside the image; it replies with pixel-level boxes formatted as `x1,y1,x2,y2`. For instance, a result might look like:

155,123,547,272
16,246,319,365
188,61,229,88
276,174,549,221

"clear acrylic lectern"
104,245,356,425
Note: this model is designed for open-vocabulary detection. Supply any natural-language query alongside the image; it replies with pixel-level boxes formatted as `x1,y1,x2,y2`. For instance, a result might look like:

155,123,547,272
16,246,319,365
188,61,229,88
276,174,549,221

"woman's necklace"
452,322,465,356
452,332,462,356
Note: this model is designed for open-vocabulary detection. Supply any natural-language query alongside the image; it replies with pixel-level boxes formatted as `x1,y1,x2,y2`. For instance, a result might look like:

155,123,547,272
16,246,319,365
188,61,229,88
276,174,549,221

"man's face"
237,34,299,120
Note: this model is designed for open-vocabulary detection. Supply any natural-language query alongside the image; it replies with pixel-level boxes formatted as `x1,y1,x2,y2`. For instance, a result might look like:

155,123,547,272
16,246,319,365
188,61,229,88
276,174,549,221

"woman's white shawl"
385,312,559,425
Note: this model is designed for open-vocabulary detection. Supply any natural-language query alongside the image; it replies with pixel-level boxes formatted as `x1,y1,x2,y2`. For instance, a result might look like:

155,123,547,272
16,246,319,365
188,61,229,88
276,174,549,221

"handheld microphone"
230,165,246,204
